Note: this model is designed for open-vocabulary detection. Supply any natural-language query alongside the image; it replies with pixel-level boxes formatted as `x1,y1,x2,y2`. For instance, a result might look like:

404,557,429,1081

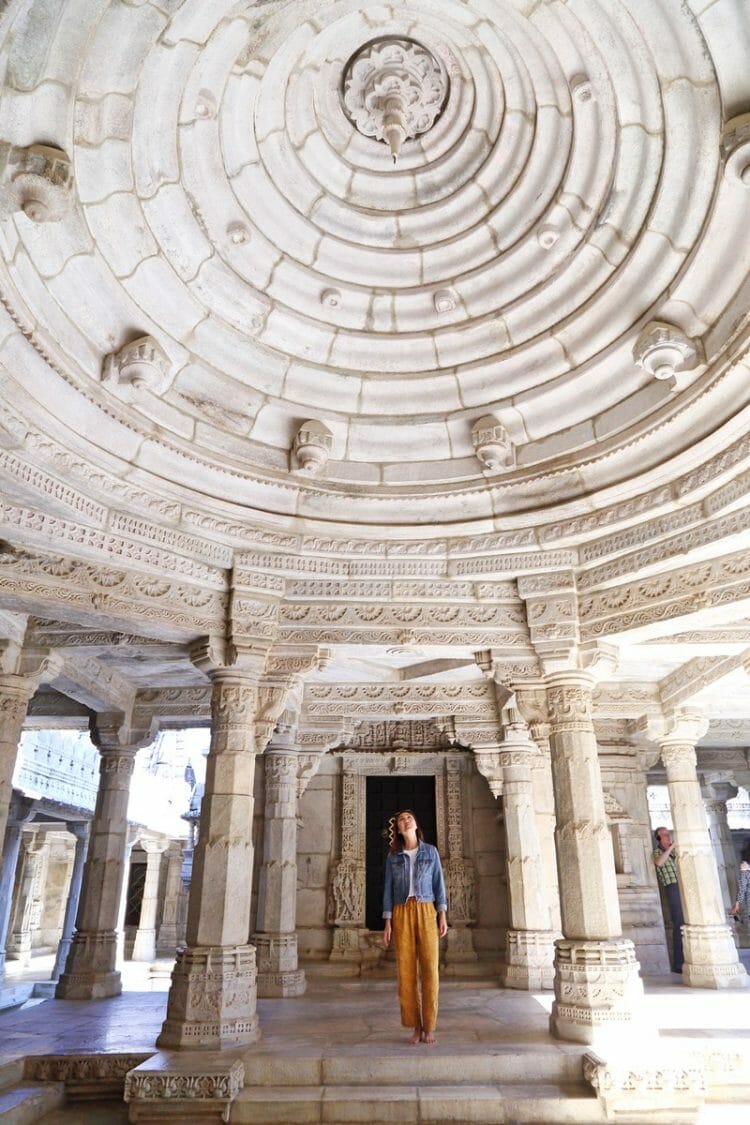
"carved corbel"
471,415,515,473
579,640,619,682
291,420,333,475
0,142,74,222
517,572,580,673
721,113,750,185
633,321,703,391
102,335,174,396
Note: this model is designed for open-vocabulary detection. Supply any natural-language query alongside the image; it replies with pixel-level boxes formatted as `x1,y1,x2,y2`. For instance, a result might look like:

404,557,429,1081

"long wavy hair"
388,809,425,854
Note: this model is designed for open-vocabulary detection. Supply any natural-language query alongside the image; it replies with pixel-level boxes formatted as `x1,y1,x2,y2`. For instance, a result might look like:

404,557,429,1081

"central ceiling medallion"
342,37,449,163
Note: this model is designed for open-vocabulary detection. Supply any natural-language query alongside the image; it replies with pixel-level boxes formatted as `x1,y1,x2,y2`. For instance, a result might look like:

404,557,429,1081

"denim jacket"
382,842,448,919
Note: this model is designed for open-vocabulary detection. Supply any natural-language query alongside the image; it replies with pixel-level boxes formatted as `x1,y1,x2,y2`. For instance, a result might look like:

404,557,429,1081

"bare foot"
421,1030,436,1045
408,1027,422,1045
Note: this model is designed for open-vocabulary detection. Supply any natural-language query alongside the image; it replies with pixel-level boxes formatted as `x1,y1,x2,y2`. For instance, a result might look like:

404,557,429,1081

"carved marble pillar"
156,843,184,957
0,795,35,980
329,764,366,962
132,838,168,962
116,830,139,966
499,710,555,989
51,822,89,982
527,720,561,934
545,672,644,1046
159,651,266,1049
0,674,38,876
442,756,478,968
702,783,739,911
6,830,48,965
657,715,747,989
56,718,141,1000
254,743,306,997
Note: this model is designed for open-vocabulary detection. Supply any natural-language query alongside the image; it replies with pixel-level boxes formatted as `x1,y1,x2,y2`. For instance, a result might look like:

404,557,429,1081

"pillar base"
683,924,749,989
443,923,477,966
500,929,556,991
132,928,157,962
157,945,260,1050
329,927,362,962
55,930,121,999
56,968,122,999
257,968,307,997
550,938,646,1047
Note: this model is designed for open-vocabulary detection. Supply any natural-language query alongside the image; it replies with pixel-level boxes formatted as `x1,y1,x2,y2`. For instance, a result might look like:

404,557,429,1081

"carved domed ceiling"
0,0,749,538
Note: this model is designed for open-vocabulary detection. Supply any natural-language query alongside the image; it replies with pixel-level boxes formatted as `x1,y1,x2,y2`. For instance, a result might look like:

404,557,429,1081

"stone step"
230,1081,605,1124
242,1048,584,1088
0,1081,65,1125
0,1059,26,1093
35,1099,129,1123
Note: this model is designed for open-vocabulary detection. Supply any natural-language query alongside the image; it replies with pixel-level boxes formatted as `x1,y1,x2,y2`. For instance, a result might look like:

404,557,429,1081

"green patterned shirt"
653,847,678,887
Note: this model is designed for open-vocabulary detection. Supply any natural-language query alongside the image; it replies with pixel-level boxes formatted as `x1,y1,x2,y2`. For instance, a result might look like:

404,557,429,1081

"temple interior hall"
1,0,750,1121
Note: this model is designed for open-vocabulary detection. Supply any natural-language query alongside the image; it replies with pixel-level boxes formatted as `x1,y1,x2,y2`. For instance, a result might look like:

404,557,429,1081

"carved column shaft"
0,676,36,874
132,842,167,962
546,675,621,940
498,743,555,991
7,832,48,964
545,672,644,1047
660,738,747,989
159,666,265,1049
51,823,89,982
156,844,184,956
528,722,562,934
56,743,137,999
255,746,306,997
0,795,34,980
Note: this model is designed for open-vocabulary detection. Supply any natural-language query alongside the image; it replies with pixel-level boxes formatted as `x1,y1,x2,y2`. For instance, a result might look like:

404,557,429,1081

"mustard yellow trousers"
392,899,440,1032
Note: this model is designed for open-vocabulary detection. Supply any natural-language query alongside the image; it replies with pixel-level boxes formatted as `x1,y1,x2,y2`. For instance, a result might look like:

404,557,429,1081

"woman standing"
382,809,448,1045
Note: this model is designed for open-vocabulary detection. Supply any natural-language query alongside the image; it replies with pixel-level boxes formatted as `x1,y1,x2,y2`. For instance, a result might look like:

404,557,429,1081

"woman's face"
397,810,417,835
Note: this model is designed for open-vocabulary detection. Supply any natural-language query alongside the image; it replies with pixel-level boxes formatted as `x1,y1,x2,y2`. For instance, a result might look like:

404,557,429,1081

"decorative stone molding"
633,321,703,388
102,336,173,396
552,938,646,1047
583,1051,705,1122
570,74,594,102
0,142,74,222
471,415,515,472
26,1053,152,1100
342,37,449,161
292,419,333,475
125,1056,244,1124
433,288,458,315
721,113,750,185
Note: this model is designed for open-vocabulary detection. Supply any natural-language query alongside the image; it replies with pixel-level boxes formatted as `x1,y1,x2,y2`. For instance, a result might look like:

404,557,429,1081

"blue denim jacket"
382,842,448,919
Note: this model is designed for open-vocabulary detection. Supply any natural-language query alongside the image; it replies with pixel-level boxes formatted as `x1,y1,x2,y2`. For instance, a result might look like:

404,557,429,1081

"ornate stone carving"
292,420,333,475
102,335,173,395
434,288,458,315
471,416,515,472
26,1053,152,1099
633,321,702,388
0,142,74,222
551,938,645,1046
583,1052,705,1121
721,112,750,185
342,37,448,161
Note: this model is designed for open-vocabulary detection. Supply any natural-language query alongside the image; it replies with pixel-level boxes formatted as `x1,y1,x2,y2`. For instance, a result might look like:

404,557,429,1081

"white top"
404,846,419,897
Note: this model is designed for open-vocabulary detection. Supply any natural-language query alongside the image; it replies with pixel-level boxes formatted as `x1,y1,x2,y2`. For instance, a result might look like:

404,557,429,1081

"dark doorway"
365,775,437,931
124,860,146,927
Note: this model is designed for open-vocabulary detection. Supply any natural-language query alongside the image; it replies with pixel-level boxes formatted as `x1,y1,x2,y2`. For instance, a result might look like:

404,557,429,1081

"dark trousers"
665,882,684,972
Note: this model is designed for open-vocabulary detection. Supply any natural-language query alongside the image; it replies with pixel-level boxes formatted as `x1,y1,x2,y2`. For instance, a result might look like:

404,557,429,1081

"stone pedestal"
125,1052,244,1123
659,717,747,989
545,672,644,1044
159,658,266,1049
254,745,306,997
132,839,168,962
51,822,88,982
57,720,140,1000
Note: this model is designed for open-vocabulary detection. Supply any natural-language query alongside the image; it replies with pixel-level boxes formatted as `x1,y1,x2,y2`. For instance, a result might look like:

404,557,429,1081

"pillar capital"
652,708,708,750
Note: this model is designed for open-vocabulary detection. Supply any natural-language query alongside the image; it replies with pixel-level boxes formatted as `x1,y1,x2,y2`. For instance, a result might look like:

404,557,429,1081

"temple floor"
0,954,748,1123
